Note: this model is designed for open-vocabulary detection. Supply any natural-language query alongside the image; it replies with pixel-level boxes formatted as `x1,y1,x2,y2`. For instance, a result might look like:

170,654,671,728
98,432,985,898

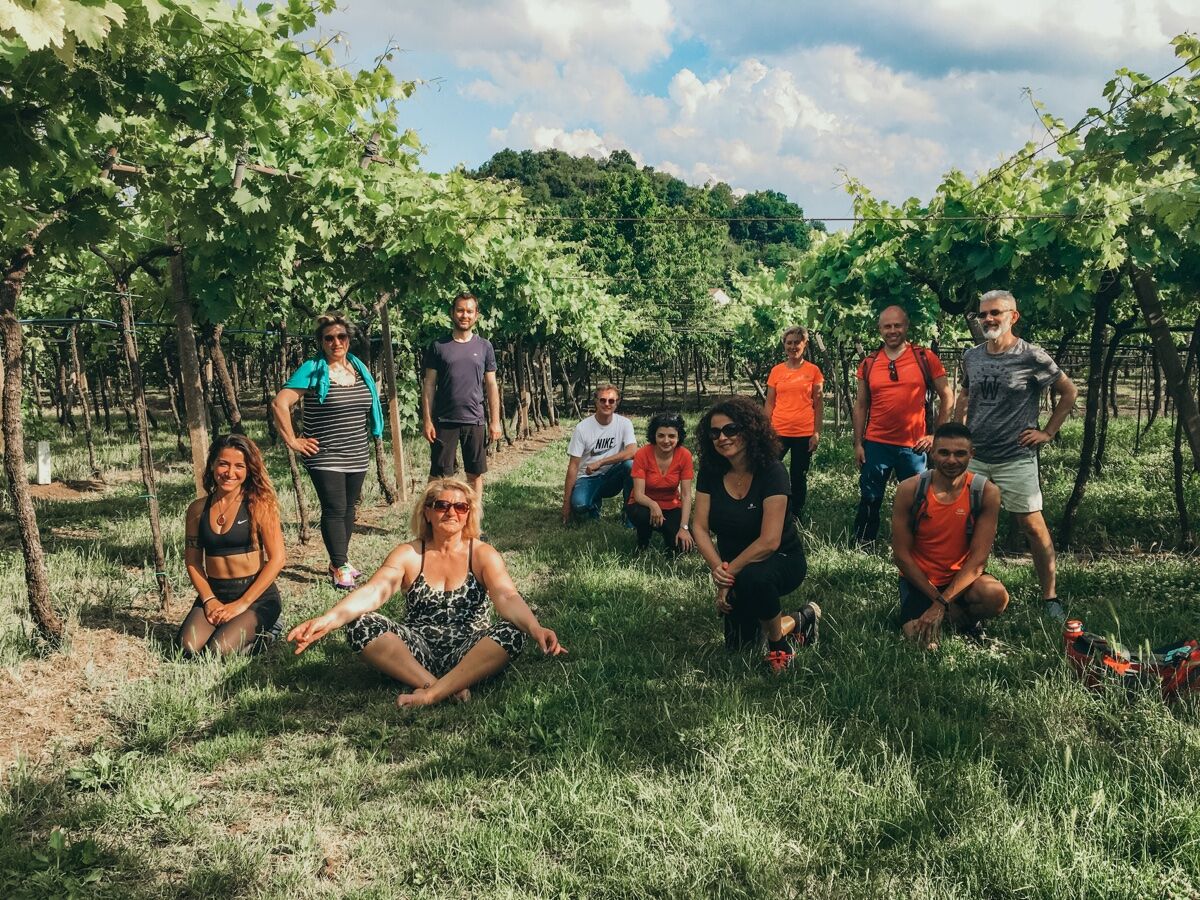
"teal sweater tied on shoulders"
284,353,384,438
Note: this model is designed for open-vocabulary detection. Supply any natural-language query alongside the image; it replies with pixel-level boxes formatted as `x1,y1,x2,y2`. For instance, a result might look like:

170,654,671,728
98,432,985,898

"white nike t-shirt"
567,414,636,472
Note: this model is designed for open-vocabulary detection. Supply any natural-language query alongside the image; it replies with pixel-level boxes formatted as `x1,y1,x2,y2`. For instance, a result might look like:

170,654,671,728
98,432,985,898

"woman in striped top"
272,312,384,589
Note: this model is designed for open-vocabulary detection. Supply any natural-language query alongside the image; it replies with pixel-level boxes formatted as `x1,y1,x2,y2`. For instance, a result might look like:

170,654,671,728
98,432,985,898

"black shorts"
898,576,949,625
431,422,488,477
898,574,992,624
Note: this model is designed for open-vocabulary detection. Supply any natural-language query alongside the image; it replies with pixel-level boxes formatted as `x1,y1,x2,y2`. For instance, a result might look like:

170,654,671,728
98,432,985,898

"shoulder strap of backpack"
909,469,935,534
860,346,883,403
911,345,936,391
966,473,988,539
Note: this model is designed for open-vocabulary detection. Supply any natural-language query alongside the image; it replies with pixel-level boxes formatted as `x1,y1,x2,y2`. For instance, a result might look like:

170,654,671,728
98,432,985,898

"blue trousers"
570,460,633,519
853,439,926,543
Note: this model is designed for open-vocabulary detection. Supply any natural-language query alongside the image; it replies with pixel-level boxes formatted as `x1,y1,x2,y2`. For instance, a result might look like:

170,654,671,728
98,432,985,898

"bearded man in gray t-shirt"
954,289,1078,622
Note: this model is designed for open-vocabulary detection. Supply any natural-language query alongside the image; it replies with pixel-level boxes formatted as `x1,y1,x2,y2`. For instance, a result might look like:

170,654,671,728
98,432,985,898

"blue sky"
315,0,1193,219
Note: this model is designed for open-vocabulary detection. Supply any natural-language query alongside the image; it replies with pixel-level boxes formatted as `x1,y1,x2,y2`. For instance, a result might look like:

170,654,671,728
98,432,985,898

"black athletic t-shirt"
423,334,497,425
696,459,801,561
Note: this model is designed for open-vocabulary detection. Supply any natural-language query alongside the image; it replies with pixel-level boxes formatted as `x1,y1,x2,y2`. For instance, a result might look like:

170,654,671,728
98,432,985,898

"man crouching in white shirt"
561,384,638,524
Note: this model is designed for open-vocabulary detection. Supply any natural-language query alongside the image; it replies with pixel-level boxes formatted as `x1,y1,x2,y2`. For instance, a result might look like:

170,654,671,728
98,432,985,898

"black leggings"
626,503,683,550
724,547,808,648
307,468,366,568
176,574,281,658
778,436,813,516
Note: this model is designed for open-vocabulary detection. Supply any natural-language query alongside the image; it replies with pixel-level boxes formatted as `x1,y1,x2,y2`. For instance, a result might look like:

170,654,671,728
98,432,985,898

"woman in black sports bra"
288,477,565,707
176,434,287,657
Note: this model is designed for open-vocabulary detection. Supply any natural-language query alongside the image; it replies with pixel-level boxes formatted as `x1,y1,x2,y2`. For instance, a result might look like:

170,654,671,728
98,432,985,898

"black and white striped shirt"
301,377,372,473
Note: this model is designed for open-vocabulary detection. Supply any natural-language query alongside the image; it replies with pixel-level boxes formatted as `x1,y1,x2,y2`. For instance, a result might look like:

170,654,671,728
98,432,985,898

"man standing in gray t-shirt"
955,289,1078,622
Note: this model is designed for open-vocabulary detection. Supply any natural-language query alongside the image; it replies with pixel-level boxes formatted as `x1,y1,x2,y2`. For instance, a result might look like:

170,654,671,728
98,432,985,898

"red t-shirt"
912,472,976,586
767,361,824,437
628,444,694,510
856,346,946,447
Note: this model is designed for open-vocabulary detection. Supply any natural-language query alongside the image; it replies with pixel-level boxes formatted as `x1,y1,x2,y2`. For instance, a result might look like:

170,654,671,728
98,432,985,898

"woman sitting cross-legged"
693,396,820,673
626,411,695,554
287,477,566,707
177,434,286,658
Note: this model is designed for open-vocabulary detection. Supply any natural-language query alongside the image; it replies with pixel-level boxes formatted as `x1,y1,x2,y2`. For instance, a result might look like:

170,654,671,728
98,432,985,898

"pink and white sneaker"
330,565,356,590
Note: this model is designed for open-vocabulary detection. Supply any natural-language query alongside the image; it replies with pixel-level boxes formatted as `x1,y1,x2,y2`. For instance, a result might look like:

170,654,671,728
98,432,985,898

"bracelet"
201,596,218,607
934,594,949,610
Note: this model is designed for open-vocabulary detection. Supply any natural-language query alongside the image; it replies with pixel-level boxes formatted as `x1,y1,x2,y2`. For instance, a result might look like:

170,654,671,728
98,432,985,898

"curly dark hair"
697,396,781,476
646,411,686,445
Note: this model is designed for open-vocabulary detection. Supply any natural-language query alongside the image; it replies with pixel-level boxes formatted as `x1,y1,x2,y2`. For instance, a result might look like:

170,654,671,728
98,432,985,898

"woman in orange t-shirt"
627,412,695,553
764,326,824,516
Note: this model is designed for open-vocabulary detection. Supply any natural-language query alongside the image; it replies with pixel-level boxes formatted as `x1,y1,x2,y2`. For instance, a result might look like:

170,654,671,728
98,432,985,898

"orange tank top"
911,472,975,587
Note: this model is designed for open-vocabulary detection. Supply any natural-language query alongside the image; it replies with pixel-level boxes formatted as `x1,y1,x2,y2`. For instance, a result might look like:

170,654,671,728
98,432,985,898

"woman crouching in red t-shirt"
627,412,695,553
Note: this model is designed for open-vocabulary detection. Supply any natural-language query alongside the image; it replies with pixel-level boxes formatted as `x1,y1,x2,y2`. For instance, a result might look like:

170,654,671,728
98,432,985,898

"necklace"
214,491,242,528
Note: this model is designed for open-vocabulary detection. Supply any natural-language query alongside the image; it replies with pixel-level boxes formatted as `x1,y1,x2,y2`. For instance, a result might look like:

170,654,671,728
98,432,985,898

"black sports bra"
198,495,254,557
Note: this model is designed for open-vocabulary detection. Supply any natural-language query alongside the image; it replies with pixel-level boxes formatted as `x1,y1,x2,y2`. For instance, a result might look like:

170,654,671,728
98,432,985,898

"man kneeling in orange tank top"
891,423,1009,650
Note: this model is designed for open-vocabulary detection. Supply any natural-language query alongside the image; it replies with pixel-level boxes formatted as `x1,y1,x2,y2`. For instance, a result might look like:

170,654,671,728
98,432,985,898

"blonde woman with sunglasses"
288,478,565,707
272,312,383,589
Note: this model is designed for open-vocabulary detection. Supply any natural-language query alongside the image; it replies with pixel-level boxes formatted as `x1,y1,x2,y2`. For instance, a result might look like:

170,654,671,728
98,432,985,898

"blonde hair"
410,477,482,541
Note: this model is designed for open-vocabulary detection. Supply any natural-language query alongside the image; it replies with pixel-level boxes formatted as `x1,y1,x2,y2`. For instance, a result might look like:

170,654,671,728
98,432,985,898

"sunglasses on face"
426,499,470,515
708,423,743,440
596,397,618,405
887,359,899,381
978,308,1010,320
322,333,350,344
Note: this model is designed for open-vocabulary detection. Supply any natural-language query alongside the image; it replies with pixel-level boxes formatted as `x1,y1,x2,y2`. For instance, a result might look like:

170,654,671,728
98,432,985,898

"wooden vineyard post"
377,296,408,503
278,324,311,544
168,234,209,496
116,286,173,611
69,324,101,479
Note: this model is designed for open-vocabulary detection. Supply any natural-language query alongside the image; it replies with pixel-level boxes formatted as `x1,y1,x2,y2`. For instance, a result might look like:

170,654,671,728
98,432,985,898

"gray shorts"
968,455,1042,514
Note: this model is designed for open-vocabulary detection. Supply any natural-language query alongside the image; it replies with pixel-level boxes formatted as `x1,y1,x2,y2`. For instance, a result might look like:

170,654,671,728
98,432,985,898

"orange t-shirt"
856,346,946,447
911,472,976,586
628,444,694,510
767,361,824,437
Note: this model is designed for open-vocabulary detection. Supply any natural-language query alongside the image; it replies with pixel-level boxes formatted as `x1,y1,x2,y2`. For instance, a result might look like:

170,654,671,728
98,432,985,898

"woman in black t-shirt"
693,397,820,672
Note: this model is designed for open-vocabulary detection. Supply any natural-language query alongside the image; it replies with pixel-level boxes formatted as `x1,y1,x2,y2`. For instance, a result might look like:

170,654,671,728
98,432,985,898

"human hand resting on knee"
208,599,252,625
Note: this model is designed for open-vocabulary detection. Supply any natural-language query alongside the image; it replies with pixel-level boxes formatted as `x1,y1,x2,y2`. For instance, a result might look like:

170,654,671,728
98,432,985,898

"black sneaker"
959,621,989,646
791,602,822,648
1043,599,1066,623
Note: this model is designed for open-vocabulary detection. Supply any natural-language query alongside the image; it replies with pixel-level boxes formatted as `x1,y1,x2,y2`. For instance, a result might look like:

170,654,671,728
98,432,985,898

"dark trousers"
778,436,813,517
724,547,808,649
626,503,683,549
852,440,926,544
307,468,366,567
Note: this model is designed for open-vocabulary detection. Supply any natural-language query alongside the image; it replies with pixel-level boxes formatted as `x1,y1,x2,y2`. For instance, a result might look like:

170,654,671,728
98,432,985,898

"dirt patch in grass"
0,628,158,775
28,479,108,502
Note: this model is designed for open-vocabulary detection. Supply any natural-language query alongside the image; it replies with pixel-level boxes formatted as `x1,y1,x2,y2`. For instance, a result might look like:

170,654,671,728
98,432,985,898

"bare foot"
453,687,471,703
396,687,441,708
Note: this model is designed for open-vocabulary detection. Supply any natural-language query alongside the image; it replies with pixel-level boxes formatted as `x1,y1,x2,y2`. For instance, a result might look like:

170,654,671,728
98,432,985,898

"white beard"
982,321,1011,340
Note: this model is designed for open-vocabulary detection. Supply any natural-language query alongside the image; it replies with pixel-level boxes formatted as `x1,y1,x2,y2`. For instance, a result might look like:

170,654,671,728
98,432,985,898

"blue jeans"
570,460,633,519
853,439,926,543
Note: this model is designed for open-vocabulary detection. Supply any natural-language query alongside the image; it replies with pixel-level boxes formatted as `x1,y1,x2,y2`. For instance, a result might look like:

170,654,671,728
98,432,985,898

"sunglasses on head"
322,333,350,344
426,499,471,515
887,359,899,381
708,423,743,440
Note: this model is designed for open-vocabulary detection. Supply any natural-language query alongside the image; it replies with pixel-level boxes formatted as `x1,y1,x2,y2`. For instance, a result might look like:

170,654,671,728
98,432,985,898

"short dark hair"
453,292,478,308
696,396,780,475
646,411,686,445
933,422,972,445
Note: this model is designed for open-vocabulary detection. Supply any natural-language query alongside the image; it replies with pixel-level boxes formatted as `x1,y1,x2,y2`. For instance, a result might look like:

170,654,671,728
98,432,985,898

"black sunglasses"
596,397,618,405
887,359,899,381
707,423,743,440
426,499,470,515
322,333,350,344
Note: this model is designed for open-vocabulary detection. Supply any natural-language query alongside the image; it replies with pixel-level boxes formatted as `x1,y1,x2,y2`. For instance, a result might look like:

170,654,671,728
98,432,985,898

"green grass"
2,413,1200,897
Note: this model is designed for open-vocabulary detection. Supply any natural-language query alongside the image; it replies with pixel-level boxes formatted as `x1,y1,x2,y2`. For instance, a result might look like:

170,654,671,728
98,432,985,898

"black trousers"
307,468,366,568
626,503,683,549
724,546,808,649
778,436,813,517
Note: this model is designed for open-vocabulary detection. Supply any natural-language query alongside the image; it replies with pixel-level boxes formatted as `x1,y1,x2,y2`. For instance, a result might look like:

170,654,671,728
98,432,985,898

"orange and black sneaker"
765,647,795,674
791,602,822,648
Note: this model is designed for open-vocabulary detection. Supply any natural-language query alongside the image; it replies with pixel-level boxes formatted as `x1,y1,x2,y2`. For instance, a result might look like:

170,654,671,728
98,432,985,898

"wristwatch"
680,524,690,531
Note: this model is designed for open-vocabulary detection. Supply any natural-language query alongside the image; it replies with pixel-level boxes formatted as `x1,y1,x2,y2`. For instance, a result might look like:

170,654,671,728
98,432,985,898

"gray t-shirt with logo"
961,339,1062,463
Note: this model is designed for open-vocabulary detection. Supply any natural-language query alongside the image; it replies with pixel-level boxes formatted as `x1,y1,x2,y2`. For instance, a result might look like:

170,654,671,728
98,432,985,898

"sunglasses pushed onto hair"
707,423,743,440
426,499,471,515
